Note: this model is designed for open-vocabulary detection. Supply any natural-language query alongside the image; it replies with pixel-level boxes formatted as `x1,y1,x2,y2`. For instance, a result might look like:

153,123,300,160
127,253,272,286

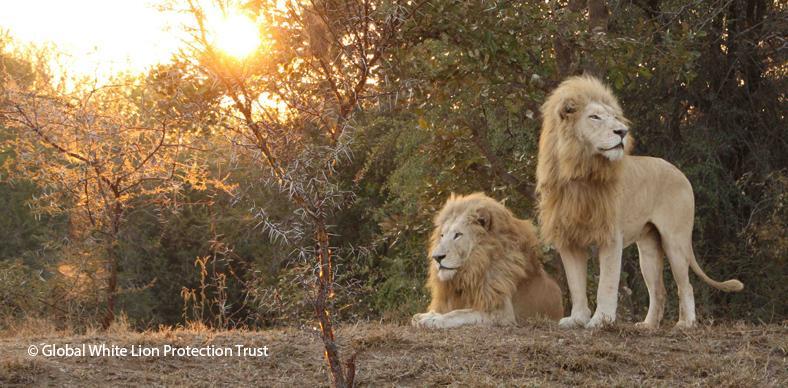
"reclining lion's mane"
536,76,633,249
426,193,540,313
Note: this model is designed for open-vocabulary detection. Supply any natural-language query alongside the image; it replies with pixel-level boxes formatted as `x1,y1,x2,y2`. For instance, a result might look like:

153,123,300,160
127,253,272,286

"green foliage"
0,260,48,324
1,0,784,330
346,0,786,324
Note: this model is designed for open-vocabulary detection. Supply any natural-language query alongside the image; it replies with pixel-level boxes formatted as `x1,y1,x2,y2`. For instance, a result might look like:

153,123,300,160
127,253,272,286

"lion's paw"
585,313,615,329
673,320,695,330
558,315,589,329
411,312,432,323
634,321,659,330
411,311,442,328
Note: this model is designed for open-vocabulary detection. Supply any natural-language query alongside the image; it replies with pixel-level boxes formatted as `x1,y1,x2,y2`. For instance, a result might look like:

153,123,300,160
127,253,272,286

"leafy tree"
1,65,203,328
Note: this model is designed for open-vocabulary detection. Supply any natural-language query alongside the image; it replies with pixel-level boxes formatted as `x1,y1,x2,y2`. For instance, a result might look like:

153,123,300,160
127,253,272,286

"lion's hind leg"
661,233,697,328
634,226,666,329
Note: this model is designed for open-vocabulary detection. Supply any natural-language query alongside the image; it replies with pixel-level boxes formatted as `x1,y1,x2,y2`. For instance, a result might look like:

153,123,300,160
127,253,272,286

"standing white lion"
411,193,564,329
536,76,743,329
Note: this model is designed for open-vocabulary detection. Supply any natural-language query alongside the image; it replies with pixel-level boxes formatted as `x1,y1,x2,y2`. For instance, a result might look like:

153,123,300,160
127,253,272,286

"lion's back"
508,217,564,321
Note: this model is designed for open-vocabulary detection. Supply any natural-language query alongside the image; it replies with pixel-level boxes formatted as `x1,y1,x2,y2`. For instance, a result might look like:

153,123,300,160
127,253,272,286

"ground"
1,320,785,387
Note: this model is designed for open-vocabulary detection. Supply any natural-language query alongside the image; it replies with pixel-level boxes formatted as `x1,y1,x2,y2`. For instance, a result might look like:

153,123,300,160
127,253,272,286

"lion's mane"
536,76,633,249
425,193,541,313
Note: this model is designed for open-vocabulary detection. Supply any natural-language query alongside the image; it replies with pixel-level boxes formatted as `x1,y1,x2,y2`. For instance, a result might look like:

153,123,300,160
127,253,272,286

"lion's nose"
432,254,446,263
614,128,628,139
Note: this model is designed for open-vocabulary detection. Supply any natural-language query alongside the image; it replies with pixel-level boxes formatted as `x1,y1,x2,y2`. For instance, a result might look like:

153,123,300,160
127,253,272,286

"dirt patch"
0,321,785,386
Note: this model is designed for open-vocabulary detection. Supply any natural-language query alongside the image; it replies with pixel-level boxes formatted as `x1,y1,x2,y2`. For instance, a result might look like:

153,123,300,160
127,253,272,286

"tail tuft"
687,251,744,292
718,279,744,292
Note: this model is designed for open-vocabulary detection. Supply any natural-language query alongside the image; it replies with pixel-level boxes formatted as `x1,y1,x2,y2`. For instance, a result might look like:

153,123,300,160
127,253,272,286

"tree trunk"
585,0,610,77
101,204,122,330
101,240,119,330
553,0,586,79
314,216,353,387
588,0,609,33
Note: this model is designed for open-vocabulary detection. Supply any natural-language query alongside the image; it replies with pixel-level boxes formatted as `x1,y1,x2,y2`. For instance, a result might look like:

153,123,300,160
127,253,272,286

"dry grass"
0,320,785,387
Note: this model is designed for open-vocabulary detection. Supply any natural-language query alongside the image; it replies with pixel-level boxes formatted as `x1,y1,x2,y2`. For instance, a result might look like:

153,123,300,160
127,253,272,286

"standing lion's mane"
536,76,633,249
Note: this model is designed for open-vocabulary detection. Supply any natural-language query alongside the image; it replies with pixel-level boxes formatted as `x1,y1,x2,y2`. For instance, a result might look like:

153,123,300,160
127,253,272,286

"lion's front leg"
413,309,486,328
557,246,592,328
587,234,624,329
413,309,507,329
412,301,516,329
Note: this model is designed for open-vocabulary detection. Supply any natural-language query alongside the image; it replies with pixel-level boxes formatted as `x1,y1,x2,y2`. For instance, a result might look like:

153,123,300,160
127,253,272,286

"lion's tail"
688,251,744,292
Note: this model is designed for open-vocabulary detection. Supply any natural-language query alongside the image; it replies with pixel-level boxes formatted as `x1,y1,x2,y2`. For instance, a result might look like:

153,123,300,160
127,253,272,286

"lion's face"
574,101,630,161
429,218,479,282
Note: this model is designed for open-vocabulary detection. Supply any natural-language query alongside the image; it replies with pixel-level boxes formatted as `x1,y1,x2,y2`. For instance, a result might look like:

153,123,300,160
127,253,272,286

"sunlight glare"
0,0,184,86
209,13,261,59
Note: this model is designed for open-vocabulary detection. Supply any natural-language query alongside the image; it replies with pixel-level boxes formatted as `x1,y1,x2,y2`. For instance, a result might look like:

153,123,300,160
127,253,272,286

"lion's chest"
543,180,620,248
446,288,467,310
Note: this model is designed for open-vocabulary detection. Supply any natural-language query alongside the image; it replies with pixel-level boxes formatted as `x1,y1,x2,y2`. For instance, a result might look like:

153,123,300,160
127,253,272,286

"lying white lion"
536,75,743,329
411,193,563,329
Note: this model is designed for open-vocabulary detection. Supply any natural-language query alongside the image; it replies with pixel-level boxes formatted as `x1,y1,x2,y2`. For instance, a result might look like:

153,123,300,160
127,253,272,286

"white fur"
576,102,629,161
430,218,475,281
412,193,565,329
412,300,516,329
538,76,743,330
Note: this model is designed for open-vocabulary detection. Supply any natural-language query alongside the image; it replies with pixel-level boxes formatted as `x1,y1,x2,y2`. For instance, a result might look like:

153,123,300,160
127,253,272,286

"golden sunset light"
0,0,264,83
207,12,261,59
0,1,183,82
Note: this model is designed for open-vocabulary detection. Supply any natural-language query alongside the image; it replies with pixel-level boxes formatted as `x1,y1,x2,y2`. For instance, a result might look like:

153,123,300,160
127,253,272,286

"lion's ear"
559,98,578,120
475,207,493,231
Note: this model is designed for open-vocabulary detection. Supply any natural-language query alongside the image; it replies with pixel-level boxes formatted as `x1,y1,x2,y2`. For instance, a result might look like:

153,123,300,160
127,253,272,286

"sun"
209,12,261,59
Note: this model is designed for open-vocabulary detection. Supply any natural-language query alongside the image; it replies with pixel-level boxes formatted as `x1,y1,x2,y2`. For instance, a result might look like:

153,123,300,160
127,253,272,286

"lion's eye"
453,232,463,240
589,114,601,120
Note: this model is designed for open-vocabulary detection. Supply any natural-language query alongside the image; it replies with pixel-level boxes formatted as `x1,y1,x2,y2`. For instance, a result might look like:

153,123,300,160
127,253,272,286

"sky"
0,0,185,81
